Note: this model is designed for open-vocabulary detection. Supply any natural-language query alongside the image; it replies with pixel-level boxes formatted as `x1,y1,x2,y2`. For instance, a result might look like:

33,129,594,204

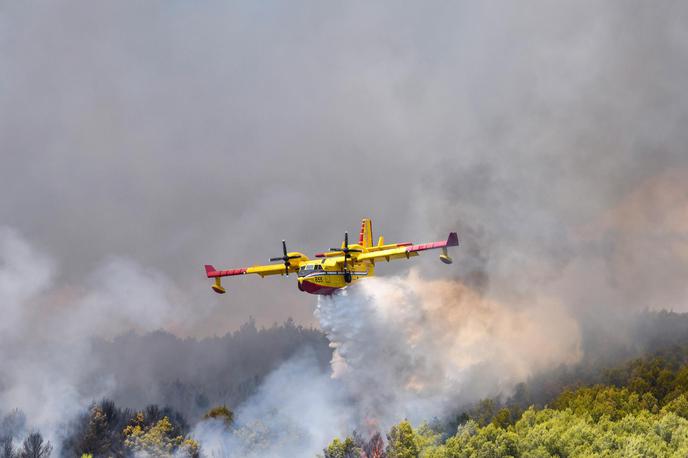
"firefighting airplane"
204,218,459,295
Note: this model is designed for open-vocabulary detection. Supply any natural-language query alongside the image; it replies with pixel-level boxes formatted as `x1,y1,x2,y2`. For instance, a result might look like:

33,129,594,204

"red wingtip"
204,265,217,277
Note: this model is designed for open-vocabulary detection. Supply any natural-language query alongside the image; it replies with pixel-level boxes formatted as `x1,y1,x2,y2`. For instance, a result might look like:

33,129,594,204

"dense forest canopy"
3,310,688,457
0,318,330,457
322,324,688,458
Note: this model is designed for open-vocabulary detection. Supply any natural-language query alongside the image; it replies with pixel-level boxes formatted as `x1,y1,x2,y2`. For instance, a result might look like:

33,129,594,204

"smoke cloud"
2,1,686,331
0,227,202,449
2,0,688,456
318,272,581,428
192,350,352,458
194,271,580,457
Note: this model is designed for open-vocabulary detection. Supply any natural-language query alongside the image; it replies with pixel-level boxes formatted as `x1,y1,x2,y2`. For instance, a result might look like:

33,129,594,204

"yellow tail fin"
359,218,373,248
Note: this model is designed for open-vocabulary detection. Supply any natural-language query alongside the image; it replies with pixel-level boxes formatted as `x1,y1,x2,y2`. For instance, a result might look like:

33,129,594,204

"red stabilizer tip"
205,265,217,277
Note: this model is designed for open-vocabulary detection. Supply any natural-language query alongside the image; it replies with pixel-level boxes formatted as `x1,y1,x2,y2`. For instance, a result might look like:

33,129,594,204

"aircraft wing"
205,262,299,279
357,232,459,263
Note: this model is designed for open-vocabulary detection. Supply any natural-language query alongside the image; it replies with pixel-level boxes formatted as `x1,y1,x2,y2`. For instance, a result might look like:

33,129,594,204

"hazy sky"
2,1,687,334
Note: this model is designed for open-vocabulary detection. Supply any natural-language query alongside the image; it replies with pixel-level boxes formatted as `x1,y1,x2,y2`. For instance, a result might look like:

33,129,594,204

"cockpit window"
298,264,324,275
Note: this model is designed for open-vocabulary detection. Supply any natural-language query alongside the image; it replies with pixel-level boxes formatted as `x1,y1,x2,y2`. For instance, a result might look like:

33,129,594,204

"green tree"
469,399,497,427
662,394,688,419
323,437,360,458
552,385,658,421
123,413,199,458
387,421,419,458
492,408,512,429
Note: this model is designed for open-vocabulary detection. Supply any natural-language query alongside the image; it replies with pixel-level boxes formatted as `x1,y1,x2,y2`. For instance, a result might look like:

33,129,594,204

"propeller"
330,232,362,282
269,240,301,275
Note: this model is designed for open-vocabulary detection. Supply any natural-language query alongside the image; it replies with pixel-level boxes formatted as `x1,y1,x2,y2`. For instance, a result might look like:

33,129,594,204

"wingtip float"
205,218,459,296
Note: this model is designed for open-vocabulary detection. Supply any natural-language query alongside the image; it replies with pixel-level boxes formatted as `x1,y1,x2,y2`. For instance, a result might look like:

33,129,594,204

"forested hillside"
89,317,331,420
0,319,330,457
323,350,688,457
4,312,688,457
322,311,688,458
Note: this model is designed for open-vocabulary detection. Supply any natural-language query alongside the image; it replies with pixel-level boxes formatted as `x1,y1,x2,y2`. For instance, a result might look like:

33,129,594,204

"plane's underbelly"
298,268,371,295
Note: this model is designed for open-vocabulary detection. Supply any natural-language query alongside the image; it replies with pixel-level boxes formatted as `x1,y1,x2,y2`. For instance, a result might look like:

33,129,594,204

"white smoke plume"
194,271,581,457
192,350,352,458
317,272,581,429
0,227,200,450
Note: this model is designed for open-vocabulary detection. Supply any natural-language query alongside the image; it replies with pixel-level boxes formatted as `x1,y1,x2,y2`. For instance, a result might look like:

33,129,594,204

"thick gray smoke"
2,0,688,456
0,227,202,449
2,1,687,331
0,224,581,457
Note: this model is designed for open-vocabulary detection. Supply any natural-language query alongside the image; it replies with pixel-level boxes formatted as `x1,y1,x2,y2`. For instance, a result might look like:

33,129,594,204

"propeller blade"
344,232,349,249
269,240,299,265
